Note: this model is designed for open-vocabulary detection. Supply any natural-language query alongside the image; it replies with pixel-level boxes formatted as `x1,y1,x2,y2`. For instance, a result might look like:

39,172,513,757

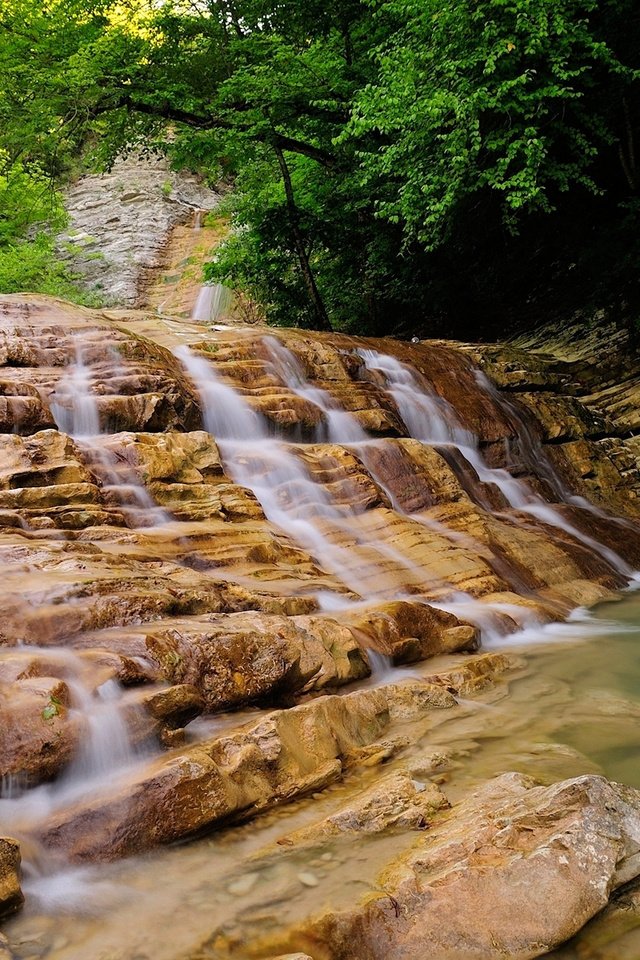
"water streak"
175,345,428,601
358,350,634,580
51,342,169,528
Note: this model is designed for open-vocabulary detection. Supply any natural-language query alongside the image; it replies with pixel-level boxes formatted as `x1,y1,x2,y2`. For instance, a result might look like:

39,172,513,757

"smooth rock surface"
0,839,23,920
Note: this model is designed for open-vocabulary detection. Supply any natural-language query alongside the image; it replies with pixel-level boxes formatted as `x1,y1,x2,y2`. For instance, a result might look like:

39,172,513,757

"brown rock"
290,775,640,960
0,838,23,919
0,678,80,785
143,683,204,728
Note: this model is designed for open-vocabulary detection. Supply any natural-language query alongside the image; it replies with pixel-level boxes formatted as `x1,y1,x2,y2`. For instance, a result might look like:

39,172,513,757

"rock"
37,686,391,861
59,154,221,307
0,838,23,919
293,774,640,960
0,678,80,785
35,655,517,861
297,873,319,888
545,874,640,958
143,684,205,729
269,773,448,852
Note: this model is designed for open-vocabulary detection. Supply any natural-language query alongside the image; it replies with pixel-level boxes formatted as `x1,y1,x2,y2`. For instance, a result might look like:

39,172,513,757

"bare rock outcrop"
60,155,221,307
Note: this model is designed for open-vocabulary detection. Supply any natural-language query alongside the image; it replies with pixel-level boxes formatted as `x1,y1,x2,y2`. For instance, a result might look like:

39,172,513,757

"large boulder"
292,774,640,960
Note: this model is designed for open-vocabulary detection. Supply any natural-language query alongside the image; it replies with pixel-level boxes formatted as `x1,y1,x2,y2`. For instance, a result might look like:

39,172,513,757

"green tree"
0,0,638,335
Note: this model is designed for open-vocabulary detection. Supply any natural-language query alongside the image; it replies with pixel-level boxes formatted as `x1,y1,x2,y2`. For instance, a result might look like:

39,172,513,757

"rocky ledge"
0,294,639,955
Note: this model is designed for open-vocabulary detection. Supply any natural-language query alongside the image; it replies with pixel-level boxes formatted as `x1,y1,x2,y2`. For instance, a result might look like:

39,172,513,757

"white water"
51,343,170,528
358,350,634,581
0,647,146,835
175,344,431,602
191,283,232,323
262,336,367,443
0,644,157,916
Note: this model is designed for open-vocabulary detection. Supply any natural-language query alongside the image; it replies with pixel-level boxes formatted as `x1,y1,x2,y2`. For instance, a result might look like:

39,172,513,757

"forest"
1,0,638,339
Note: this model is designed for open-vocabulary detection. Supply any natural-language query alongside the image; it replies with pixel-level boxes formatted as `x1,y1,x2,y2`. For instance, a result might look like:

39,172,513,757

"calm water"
4,592,640,960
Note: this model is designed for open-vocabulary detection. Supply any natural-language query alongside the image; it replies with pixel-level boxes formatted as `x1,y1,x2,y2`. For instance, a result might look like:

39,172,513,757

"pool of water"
5,592,640,960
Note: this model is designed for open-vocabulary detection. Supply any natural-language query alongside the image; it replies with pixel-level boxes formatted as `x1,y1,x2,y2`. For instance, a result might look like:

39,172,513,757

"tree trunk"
273,146,332,332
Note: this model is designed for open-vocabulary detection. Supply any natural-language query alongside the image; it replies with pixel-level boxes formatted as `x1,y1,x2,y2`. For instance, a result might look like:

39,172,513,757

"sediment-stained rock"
0,292,639,896
36,654,517,861
0,677,80,785
269,775,640,960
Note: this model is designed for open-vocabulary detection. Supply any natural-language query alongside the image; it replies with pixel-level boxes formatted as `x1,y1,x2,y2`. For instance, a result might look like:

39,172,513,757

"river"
4,591,640,960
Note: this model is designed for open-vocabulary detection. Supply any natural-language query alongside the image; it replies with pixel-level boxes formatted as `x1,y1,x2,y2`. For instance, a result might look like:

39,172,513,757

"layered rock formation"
257,774,640,960
59,156,221,307
0,292,639,956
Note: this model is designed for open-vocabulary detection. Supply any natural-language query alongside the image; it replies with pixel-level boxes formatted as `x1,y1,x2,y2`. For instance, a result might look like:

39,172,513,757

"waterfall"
0,647,144,812
358,350,634,580
261,336,368,443
175,345,433,602
191,283,232,323
51,342,170,528
259,338,489,590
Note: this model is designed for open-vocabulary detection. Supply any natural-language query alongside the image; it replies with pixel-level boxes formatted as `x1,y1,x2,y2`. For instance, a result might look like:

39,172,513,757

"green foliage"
0,233,105,305
347,0,635,245
0,151,103,304
1,0,638,335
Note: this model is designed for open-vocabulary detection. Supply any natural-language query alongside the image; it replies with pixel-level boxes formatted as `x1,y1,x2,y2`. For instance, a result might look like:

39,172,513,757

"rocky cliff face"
59,157,220,307
0,292,639,956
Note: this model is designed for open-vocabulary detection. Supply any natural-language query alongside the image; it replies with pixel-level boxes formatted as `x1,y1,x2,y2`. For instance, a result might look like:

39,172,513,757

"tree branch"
106,96,336,167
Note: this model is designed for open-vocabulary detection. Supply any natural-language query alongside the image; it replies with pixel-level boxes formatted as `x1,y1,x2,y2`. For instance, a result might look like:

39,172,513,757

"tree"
0,0,638,336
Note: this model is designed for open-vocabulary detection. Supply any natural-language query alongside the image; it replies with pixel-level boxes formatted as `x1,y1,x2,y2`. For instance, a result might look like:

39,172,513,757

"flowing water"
3,315,640,958
358,349,632,579
50,342,170,528
174,344,436,603
5,593,640,960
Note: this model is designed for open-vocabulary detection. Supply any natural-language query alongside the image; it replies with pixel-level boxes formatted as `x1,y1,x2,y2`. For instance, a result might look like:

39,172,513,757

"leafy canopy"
0,0,638,334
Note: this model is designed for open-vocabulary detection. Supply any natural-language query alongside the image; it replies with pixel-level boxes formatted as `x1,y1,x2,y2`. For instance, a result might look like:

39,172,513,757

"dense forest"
0,0,638,339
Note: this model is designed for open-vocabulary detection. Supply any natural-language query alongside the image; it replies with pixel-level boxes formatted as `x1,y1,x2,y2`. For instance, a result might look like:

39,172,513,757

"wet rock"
38,686,391,860
143,684,204,729
138,612,368,711
274,773,448,849
0,678,80,785
348,600,479,663
295,774,640,960
0,838,24,919
36,655,517,861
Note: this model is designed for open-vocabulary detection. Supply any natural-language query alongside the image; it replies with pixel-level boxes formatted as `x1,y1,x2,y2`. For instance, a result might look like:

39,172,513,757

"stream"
1,231,640,959
4,592,640,960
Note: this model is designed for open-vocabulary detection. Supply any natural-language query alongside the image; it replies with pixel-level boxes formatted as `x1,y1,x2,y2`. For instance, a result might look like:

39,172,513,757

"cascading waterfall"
51,342,170,528
0,647,149,908
190,211,233,324
255,337,635,638
262,335,368,444
174,344,435,603
261,338,484,549
260,336,466,595
0,618,146,796
191,283,233,324
358,349,634,580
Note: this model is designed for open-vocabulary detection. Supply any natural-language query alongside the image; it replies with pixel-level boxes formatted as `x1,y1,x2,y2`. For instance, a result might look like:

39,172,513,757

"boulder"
0,677,80,785
294,774,640,960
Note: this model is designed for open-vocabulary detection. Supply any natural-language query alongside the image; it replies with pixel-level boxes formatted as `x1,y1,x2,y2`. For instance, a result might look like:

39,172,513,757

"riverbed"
5,591,640,960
